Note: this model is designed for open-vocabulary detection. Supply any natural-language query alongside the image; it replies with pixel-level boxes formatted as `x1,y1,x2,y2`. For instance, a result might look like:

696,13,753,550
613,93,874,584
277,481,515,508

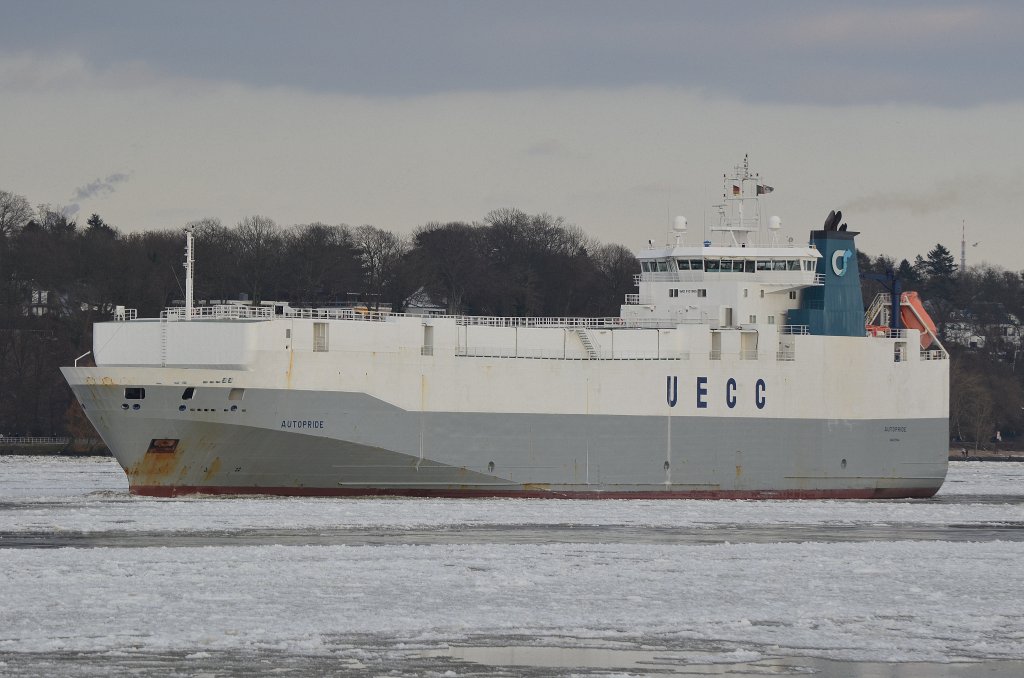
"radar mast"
711,154,773,246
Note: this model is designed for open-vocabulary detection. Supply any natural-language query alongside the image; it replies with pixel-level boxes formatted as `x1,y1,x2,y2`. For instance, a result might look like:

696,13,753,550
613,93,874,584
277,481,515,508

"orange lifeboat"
899,291,938,349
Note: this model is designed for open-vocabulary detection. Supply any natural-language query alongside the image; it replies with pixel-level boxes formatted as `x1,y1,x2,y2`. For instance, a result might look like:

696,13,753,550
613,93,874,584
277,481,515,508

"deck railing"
0,437,70,445
455,347,691,360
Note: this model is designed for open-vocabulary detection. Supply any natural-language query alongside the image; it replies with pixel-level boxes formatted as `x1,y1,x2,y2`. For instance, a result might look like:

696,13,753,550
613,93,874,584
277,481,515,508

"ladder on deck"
865,293,891,327
574,328,599,359
159,317,168,367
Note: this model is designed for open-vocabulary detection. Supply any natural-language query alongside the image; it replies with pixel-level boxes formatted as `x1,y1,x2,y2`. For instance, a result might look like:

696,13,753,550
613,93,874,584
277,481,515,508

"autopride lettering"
280,420,325,429
665,376,767,410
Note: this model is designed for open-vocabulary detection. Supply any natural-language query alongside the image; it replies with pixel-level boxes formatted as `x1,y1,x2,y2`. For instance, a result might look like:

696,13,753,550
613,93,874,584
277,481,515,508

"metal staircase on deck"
574,328,599,359
865,293,892,327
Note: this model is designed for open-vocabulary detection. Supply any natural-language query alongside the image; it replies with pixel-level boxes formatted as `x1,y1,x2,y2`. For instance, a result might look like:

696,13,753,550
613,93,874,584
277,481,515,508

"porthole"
178,405,186,412
230,405,238,412
132,404,141,411
120,403,129,410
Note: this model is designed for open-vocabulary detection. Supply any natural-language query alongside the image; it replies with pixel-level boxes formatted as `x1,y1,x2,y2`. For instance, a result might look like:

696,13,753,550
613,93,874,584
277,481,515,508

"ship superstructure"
62,161,950,498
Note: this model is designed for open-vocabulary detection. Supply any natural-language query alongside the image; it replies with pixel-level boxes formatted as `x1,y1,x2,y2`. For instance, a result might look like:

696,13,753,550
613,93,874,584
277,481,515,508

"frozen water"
1,457,1023,676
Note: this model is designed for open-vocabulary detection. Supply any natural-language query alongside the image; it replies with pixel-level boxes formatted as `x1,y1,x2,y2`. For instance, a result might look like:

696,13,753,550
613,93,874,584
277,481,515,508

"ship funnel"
786,220,864,337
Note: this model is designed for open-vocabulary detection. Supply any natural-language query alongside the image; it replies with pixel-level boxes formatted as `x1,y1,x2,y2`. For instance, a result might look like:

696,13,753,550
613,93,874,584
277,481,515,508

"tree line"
1,187,1022,449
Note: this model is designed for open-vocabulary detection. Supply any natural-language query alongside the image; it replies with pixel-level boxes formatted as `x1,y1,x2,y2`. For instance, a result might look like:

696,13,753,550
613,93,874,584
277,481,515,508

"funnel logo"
832,249,853,276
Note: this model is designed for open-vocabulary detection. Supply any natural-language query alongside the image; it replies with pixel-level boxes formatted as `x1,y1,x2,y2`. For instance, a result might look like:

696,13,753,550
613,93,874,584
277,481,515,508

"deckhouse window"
706,260,721,272
641,261,653,272
787,260,801,271
677,259,690,270
656,260,670,272
756,260,770,271
772,260,788,271
181,387,195,400
125,387,145,400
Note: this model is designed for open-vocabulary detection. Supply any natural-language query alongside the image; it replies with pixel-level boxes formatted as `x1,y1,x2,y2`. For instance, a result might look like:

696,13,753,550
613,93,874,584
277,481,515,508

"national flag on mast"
732,185,741,196
757,184,774,195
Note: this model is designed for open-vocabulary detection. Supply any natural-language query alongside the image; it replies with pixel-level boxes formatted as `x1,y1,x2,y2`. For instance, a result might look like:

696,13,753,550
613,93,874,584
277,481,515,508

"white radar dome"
768,216,782,231
672,216,688,232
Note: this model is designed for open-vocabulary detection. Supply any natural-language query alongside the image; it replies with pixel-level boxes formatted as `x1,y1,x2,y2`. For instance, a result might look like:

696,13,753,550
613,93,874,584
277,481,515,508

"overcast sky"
2,1,1023,269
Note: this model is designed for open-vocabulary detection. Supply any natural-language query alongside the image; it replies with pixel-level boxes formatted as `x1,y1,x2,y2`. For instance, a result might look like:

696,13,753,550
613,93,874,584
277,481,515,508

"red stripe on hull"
130,484,941,500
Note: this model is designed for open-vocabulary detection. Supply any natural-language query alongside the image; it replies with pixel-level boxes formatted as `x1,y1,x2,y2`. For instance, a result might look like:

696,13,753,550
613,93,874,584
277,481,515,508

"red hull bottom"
131,484,941,500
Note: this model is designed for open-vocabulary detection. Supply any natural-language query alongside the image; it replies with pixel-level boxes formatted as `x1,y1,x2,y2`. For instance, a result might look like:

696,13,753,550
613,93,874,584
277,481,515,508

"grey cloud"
843,176,998,216
1,2,1023,106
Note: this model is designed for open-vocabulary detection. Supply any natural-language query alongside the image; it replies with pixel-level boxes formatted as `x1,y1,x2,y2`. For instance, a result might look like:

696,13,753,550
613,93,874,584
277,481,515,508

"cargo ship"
62,160,950,498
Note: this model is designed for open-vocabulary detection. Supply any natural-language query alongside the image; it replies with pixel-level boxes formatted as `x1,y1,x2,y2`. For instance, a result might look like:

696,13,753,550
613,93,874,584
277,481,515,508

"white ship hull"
61,317,949,499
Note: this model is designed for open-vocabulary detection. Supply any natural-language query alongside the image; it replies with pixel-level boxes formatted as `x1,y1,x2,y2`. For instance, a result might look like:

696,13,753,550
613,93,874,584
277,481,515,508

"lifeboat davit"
899,291,937,349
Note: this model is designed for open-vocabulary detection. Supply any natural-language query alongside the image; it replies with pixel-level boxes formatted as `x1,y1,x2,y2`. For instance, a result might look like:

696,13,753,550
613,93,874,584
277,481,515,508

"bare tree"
412,221,482,314
235,216,282,303
354,225,408,310
0,190,33,240
284,222,359,304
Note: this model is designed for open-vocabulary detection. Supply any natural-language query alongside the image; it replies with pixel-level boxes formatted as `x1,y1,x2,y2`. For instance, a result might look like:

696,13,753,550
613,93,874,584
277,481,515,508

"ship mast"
184,227,194,320
711,154,773,246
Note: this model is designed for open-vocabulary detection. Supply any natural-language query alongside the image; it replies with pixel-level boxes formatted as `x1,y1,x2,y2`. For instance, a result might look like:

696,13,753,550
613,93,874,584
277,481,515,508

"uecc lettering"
666,376,766,410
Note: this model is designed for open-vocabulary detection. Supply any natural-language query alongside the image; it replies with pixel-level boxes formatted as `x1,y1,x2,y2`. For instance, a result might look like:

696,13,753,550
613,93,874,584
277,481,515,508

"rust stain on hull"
128,441,187,487
202,457,222,482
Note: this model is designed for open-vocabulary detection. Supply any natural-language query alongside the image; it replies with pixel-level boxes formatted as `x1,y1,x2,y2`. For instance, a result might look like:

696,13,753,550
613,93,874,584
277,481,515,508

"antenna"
960,220,966,274
184,226,194,320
